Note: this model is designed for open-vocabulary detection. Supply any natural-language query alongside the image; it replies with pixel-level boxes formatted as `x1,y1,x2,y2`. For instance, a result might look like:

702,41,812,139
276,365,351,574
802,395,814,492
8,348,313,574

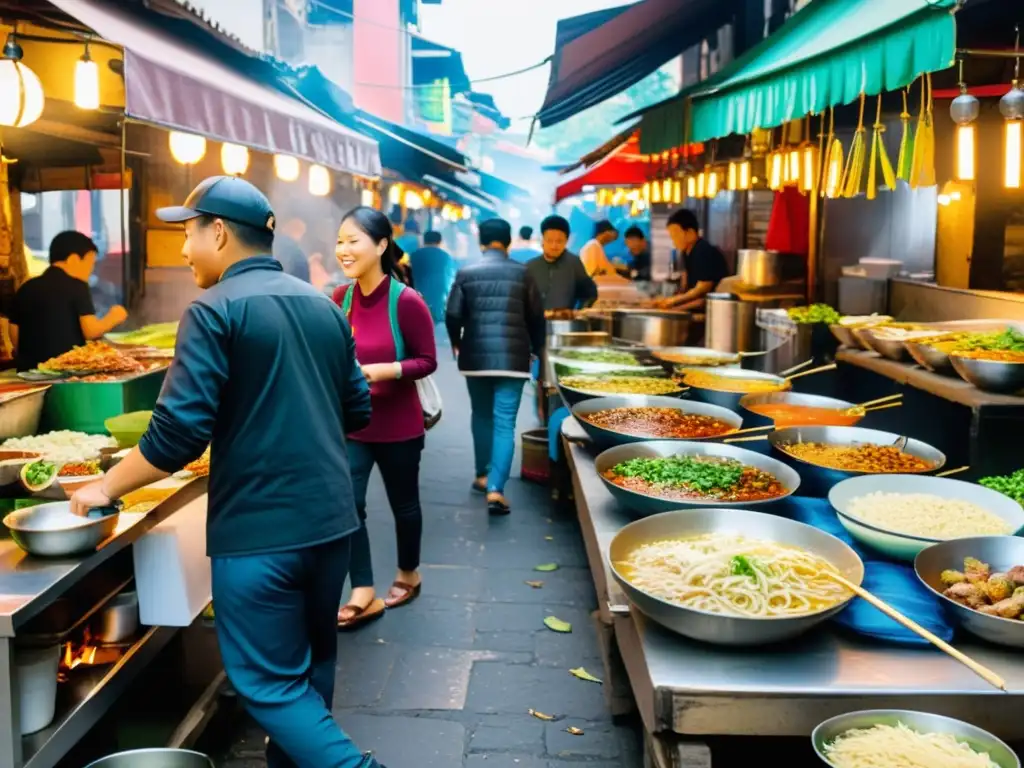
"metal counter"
562,420,1024,746
0,478,208,768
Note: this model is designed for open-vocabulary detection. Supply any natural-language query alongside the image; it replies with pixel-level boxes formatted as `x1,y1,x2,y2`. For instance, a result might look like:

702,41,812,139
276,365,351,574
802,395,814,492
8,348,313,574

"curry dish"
581,407,734,439
682,370,789,394
604,456,788,502
780,442,934,473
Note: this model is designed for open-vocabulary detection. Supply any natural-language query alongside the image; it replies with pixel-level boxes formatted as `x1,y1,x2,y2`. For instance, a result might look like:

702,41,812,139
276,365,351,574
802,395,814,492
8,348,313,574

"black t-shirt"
10,267,94,371
683,238,729,291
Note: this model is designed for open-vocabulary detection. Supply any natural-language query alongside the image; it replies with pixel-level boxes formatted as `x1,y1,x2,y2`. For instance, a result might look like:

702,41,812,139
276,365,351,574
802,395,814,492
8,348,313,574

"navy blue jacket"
139,257,371,557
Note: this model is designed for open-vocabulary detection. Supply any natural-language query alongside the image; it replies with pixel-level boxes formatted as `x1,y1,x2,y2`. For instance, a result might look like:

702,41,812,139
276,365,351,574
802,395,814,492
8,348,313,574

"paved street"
212,346,644,767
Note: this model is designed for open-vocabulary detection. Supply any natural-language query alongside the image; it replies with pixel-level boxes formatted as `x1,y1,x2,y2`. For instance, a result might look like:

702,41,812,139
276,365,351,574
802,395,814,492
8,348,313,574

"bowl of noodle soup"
608,508,863,645
812,709,1019,768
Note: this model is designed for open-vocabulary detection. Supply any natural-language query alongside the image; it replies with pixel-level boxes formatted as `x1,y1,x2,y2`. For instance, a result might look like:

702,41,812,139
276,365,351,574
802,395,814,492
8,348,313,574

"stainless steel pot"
704,293,757,353
616,312,691,346
552,331,610,348
545,318,588,350
0,389,47,440
93,590,139,644
736,249,781,287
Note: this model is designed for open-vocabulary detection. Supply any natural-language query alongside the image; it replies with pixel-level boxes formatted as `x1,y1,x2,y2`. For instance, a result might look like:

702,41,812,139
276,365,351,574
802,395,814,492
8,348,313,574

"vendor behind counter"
655,208,730,311
526,214,598,311
8,231,128,371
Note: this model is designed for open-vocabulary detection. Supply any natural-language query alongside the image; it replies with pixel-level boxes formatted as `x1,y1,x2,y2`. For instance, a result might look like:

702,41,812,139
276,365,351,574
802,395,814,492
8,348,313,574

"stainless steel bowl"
768,425,946,498
681,367,789,412
738,392,860,430
905,340,954,373
651,347,740,368
556,376,686,408
608,508,860,645
92,590,140,644
595,439,801,516
828,324,858,348
857,328,910,362
3,501,120,557
572,396,742,449
812,710,1020,768
950,354,1024,394
916,536,1024,649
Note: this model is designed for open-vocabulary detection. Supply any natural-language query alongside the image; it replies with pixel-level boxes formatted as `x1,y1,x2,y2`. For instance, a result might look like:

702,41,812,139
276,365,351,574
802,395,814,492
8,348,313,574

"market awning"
554,134,648,203
478,171,530,203
422,173,498,215
560,122,639,176
687,0,958,142
49,0,381,177
536,0,737,128
353,112,468,180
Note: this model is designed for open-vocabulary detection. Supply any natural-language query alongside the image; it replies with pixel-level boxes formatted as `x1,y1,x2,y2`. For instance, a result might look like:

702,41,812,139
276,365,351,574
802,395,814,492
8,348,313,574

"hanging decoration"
821,109,844,199
896,89,915,183
840,93,867,198
867,95,897,200
909,74,936,189
0,33,44,127
999,26,1023,189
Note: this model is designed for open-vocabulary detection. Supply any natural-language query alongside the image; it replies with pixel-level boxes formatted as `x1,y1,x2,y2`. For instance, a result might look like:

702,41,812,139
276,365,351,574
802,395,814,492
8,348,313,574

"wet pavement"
211,350,644,768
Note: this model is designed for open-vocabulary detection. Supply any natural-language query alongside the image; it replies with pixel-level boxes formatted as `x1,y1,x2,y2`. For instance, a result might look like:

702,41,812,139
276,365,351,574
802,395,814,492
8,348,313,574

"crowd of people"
4,171,731,767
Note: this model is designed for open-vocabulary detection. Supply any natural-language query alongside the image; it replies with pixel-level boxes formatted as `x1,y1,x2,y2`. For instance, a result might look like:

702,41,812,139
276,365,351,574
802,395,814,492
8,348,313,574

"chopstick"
738,349,770,358
856,394,903,409
828,573,1007,692
723,425,774,437
723,435,769,444
861,402,903,413
935,465,970,478
779,359,814,377
785,362,838,382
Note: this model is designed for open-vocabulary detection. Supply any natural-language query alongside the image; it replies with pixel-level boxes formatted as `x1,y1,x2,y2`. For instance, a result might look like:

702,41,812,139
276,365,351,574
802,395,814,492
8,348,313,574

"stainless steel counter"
562,420,1024,742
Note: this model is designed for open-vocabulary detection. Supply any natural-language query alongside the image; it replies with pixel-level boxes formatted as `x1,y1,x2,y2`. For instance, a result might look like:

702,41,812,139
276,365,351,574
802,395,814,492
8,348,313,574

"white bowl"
828,474,1024,562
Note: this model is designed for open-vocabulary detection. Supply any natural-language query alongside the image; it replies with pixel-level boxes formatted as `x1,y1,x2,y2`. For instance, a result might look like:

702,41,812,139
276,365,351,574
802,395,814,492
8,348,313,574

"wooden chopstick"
857,393,903,409
723,435,769,444
829,573,1007,692
862,402,903,413
779,359,814,377
785,362,838,382
724,425,774,437
935,465,970,478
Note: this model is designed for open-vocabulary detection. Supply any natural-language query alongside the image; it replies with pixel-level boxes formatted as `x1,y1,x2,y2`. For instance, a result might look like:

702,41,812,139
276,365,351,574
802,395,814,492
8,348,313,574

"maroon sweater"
333,277,437,443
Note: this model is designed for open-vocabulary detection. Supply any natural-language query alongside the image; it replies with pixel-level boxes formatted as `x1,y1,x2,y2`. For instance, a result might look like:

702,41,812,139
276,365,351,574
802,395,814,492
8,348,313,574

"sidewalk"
213,353,643,767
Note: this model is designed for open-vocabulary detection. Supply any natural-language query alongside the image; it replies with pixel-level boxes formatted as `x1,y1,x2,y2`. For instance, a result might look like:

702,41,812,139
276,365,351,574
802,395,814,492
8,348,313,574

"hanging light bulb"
360,188,375,207
168,131,206,165
74,43,99,110
738,160,751,191
696,172,706,198
786,149,801,186
706,168,719,198
661,178,671,200
309,164,331,197
389,185,402,205
768,152,783,190
825,150,842,199
0,34,44,127
686,176,696,198
641,181,651,202
671,180,682,204
999,32,1024,188
651,179,662,203
220,143,249,175
800,145,817,193
274,154,300,182
951,56,981,183
727,162,738,191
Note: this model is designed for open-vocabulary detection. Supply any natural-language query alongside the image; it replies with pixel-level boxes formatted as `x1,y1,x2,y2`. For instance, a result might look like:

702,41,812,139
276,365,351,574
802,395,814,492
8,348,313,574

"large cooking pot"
615,311,691,346
736,249,781,287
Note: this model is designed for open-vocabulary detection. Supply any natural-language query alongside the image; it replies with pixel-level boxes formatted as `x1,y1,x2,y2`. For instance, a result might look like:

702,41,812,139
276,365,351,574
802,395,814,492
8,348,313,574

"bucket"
15,645,60,735
84,749,214,768
520,429,550,484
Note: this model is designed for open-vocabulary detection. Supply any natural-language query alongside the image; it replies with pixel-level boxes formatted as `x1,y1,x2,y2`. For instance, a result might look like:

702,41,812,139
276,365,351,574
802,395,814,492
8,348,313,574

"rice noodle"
824,722,999,768
616,533,850,618
846,492,1011,539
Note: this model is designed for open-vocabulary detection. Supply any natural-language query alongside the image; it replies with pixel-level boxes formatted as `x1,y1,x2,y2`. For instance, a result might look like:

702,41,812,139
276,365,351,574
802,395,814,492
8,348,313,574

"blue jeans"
212,537,369,768
466,376,526,494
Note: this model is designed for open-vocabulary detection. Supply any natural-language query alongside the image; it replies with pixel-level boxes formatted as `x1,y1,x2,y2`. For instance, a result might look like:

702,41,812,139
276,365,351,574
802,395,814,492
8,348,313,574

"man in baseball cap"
71,176,382,768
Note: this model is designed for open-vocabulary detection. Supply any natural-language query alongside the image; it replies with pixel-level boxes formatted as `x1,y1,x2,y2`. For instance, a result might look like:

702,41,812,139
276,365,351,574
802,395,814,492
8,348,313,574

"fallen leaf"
569,667,603,684
534,563,559,572
544,616,572,633
528,708,556,721
544,536,554,541
565,726,584,736
525,580,544,588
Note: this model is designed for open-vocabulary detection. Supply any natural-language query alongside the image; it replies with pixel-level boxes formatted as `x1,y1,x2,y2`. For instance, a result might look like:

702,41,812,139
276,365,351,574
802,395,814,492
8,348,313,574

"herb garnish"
612,456,743,493
730,555,761,579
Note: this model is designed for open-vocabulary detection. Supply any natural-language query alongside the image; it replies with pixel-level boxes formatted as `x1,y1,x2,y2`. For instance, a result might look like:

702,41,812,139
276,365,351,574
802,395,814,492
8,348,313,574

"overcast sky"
419,0,638,128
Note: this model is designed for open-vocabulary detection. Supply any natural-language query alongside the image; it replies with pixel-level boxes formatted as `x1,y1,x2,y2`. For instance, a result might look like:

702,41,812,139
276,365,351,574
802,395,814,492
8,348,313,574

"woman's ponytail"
383,239,403,280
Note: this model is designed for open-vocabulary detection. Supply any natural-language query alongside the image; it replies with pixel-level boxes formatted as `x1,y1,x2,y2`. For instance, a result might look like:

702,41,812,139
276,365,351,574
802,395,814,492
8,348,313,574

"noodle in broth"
617,533,850,617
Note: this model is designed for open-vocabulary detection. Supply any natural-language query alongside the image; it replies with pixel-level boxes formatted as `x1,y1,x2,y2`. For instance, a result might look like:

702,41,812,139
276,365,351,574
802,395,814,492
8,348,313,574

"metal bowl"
552,331,610,348
812,710,1020,768
84,750,215,768
905,339,954,373
856,327,910,362
608,508,861,645
680,368,790,412
916,536,1024,649
828,324,857,348
950,354,1024,394
595,440,801,516
768,425,946,498
739,392,861,430
3,501,120,557
547,346,658,374
556,376,686,408
829,474,1024,562
572,396,742,449
651,347,740,368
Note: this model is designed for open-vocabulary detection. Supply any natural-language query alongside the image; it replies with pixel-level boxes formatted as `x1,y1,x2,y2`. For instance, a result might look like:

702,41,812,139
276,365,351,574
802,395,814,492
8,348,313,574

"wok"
571,395,741,449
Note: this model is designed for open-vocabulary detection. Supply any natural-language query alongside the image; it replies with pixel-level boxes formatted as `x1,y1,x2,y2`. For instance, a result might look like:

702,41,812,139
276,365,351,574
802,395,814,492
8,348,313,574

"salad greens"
23,460,57,488
556,349,640,365
612,456,743,491
787,304,841,325
979,468,1024,506
954,329,1024,354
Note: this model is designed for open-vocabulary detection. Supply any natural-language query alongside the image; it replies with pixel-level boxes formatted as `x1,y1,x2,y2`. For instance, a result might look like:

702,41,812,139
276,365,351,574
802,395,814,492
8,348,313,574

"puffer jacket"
445,249,546,376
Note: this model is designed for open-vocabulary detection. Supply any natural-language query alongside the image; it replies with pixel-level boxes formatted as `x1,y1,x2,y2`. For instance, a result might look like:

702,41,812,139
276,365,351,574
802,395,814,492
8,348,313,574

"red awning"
537,0,733,128
49,0,381,177
554,134,648,202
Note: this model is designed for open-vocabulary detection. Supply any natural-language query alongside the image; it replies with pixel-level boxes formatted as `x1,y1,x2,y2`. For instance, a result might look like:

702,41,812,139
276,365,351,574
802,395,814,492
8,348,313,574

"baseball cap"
156,175,276,232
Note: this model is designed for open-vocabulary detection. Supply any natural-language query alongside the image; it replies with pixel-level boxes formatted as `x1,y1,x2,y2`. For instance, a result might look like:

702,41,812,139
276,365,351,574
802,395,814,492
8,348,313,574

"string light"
705,168,719,198
686,176,696,198
800,145,817,193
274,154,300,182
738,160,751,190
169,132,206,165
768,152,783,190
309,164,331,196
220,143,249,175
671,180,682,204
74,43,99,110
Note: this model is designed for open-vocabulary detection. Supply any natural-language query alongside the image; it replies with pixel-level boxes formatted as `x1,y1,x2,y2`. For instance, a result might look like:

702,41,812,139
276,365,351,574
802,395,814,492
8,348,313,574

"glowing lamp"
169,132,206,165
220,143,249,176
74,46,99,110
274,154,300,182
309,164,331,197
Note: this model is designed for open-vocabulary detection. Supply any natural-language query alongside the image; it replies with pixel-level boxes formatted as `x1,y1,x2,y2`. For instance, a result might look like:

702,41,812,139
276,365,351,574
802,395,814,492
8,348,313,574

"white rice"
846,492,1012,540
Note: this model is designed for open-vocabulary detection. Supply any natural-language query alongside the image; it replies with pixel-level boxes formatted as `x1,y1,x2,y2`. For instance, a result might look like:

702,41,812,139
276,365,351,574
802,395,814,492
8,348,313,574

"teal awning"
688,0,957,143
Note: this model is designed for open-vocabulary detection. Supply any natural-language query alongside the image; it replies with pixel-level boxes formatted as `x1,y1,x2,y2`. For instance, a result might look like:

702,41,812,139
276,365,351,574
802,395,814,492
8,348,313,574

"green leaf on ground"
569,667,602,684
534,563,559,572
544,616,572,633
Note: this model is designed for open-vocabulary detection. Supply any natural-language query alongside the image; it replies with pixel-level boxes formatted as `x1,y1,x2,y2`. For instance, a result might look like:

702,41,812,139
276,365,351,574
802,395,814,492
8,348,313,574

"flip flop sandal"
337,598,386,631
488,498,511,516
384,581,422,609
471,479,488,494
